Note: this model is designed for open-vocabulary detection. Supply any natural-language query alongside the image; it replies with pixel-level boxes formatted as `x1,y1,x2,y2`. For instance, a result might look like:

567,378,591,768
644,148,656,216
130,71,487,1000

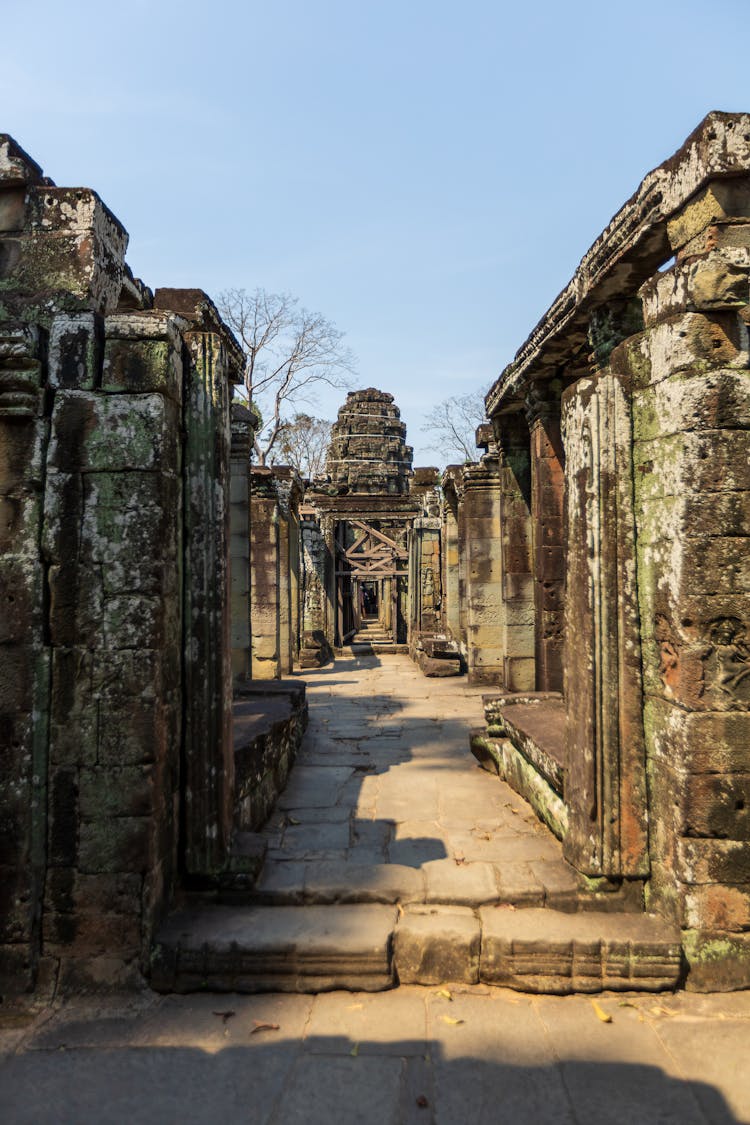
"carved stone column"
494,413,535,691
250,467,281,680
562,306,649,880
463,432,504,685
525,378,565,692
230,404,252,682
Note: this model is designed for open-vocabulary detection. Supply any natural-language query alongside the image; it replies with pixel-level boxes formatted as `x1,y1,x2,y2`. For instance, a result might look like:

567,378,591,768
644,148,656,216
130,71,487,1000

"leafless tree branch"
218,288,356,464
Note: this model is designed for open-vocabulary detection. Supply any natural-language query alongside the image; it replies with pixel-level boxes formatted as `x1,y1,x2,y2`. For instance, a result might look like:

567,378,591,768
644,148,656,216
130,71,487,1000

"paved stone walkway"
2,987,749,1123
256,652,578,907
4,655,749,1121
154,652,681,993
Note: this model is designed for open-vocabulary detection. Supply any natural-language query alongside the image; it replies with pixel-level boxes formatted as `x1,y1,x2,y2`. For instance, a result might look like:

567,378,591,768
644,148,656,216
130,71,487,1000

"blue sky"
2,0,747,463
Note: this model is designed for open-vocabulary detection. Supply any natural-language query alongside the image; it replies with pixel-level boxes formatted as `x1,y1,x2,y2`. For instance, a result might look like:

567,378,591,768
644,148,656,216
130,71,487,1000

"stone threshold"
247,858,627,912
150,901,683,995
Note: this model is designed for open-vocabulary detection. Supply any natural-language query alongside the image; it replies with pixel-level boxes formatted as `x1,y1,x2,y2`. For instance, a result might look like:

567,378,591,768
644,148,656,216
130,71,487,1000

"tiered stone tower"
325,388,413,495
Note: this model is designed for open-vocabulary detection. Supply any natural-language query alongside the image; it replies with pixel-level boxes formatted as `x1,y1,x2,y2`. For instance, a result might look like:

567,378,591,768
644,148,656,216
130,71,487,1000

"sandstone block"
423,858,500,906
682,928,750,991
48,313,103,390
479,907,682,993
394,905,480,984
102,333,182,401
151,903,397,993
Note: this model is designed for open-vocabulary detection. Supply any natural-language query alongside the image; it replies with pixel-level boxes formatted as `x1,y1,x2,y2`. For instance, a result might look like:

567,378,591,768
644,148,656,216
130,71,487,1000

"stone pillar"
495,413,535,691
156,289,240,882
463,438,504,685
561,320,649,880
271,466,303,675
229,405,252,682
526,380,565,692
629,183,750,982
250,467,281,679
43,307,186,989
441,474,461,643
299,509,333,667
0,321,49,997
409,517,442,640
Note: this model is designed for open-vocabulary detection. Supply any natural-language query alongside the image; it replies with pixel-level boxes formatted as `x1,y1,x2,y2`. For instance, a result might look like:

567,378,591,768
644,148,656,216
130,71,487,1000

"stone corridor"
257,654,570,902
153,656,682,994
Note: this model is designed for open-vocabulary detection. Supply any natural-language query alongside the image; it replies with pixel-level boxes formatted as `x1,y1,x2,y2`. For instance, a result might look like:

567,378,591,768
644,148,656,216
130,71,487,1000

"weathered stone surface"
151,904,397,993
394,904,480,984
479,908,683,993
303,862,424,905
422,859,499,906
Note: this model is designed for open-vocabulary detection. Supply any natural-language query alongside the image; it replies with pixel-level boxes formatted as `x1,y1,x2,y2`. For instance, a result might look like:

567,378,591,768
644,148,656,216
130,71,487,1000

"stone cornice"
486,111,750,415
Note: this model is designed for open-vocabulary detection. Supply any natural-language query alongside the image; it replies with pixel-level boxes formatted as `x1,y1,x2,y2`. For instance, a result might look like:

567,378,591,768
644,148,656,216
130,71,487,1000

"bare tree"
421,389,488,464
275,413,332,481
218,288,355,465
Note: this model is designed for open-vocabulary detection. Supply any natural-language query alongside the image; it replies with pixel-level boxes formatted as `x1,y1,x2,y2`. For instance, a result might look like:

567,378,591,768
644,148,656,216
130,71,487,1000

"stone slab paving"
258,653,580,909
153,653,684,992
1,987,748,1123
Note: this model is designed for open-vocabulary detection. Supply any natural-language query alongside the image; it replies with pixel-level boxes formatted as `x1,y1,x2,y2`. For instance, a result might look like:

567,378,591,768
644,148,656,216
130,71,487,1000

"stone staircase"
151,658,684,997
151,893,682,996
151,853,683,996
339,621,409,656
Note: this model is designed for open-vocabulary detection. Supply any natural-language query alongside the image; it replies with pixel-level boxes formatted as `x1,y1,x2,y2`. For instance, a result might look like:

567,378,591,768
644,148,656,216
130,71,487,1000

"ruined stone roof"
486,111,750,414
324,388,414,495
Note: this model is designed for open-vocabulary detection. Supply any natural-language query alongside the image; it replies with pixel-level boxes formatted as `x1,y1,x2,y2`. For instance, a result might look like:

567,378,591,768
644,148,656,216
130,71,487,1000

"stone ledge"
479,907,683,994
151,903,397,994
470,731,568,842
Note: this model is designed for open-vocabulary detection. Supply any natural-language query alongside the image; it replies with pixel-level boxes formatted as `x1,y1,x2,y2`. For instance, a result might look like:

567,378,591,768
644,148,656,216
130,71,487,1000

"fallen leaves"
590,1000,612,1024
435,989,453,1001
350,1042,360,1056
454,854,467,866
416,1095,429,1108
212,1010,235,1024
250,1021,280,1035
441,1015,465,1026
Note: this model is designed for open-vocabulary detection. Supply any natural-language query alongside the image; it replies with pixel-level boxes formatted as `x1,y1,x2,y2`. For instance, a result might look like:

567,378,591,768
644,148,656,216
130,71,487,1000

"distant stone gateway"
1,112,749,999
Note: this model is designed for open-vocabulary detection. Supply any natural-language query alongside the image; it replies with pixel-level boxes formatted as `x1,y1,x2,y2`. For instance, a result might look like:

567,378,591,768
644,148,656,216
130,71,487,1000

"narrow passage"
255,653,575,906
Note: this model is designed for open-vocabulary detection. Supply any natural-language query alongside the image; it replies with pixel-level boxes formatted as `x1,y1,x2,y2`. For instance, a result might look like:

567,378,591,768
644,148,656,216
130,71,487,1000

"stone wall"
0,137,243,995
628,183,750,985
482,113,750,988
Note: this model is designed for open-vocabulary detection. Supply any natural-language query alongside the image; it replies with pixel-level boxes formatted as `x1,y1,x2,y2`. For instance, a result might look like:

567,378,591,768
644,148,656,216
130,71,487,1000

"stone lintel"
487,111,750,415
308,493,423,518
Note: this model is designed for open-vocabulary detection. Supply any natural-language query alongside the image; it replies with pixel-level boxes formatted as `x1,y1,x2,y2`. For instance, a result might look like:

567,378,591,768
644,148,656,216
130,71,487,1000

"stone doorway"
337,518,409,645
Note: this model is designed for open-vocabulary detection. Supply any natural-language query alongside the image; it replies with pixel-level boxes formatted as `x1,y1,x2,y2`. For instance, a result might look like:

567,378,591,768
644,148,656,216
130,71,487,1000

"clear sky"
2,0,747,464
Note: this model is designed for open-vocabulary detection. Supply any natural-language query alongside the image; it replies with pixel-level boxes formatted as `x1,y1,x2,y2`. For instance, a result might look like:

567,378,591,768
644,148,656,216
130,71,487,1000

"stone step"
151,903,397,994
339,643,409,656
249,858,642,913
150,901,683,995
